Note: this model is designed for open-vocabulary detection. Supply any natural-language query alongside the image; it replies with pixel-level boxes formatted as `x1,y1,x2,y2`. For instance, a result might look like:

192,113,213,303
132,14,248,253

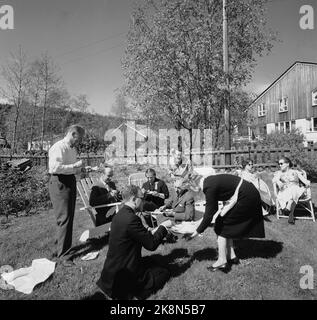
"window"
258,103,266,117
291,120,296,130
275,123,279,132
313,118,317,131
307,117,317,132
312,90,317,106
277,121,292,133
279,97,288,112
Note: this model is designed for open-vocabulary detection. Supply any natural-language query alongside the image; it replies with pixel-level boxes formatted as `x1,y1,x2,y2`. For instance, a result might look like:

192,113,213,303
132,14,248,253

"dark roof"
249,61,317,108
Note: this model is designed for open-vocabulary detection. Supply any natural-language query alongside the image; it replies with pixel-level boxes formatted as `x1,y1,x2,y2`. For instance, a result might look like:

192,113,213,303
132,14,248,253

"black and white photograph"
0,0,317,306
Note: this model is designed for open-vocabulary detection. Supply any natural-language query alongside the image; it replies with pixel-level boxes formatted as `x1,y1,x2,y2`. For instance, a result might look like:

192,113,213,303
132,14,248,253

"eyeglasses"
278,162,284,165
248,163,253,166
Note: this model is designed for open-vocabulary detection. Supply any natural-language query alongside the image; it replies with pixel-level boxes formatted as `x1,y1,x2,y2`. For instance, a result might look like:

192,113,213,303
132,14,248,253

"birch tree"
123,0,277,153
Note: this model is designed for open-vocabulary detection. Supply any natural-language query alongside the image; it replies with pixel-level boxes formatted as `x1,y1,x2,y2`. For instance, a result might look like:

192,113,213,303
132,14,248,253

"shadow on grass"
81,248,193,301
66,236,109,260
191,247,218,262
234,239,283,260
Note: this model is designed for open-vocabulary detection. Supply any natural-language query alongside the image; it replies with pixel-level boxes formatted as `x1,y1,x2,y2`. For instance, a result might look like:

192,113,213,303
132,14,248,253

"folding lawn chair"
77,176,121,227
273,181,315,222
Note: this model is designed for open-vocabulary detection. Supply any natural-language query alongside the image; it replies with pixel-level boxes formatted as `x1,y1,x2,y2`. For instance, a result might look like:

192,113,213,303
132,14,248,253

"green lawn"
1,173,317,300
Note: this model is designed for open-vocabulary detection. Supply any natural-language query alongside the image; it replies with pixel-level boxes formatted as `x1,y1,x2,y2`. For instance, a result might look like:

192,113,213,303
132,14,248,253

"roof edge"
248,61,317,108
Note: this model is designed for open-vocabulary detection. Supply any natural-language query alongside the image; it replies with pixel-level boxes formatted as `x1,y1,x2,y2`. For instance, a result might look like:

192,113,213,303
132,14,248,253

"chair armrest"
80,202,121,211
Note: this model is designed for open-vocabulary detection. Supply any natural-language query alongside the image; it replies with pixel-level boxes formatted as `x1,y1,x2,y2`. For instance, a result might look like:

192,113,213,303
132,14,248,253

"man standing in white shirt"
48,125,85,266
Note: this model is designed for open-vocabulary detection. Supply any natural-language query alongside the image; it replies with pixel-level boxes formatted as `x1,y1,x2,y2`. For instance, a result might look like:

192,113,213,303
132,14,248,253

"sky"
0,0,316,115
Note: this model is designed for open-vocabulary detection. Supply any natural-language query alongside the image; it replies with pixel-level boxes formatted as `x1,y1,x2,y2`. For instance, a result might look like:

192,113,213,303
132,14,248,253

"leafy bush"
261,129,317,181
0,166,50,218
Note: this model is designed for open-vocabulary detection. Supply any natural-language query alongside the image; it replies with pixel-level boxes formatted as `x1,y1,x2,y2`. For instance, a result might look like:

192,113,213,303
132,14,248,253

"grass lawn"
1,168,317,300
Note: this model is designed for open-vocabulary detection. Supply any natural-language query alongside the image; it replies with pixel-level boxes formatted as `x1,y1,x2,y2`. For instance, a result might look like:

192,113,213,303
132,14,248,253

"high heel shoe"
228,257,240,265
207,263,231,273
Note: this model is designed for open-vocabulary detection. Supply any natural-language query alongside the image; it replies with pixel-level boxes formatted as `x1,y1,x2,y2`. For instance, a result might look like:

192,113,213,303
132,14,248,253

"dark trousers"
49,174,76,258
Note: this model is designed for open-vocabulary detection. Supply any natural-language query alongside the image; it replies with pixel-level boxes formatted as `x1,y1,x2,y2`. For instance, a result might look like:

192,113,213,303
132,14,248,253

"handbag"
211,178,244,224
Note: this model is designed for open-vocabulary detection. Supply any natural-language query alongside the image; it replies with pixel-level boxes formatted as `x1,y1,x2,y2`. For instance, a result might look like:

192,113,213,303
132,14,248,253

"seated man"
159,178,195,222
169,149,192,179
96,185,172,300
80,166,122,242
89,166,122,226
141,168,169,211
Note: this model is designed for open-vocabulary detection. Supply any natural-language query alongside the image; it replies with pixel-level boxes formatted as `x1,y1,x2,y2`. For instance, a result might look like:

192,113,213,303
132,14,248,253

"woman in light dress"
273,157,310,224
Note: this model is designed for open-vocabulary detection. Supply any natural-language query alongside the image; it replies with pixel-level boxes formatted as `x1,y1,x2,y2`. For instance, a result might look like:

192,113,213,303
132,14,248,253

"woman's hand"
185,230,199,241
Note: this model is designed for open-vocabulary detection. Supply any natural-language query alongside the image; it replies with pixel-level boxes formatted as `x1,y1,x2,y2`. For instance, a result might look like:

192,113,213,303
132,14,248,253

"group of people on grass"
47,124,311,300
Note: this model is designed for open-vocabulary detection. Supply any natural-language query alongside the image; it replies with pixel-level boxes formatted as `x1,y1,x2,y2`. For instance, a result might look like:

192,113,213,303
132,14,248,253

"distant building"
247,61,317,145
27,135,63,151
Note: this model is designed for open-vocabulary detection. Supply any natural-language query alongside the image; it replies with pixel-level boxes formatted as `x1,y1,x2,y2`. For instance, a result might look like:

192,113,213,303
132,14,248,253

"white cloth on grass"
1,258,56,294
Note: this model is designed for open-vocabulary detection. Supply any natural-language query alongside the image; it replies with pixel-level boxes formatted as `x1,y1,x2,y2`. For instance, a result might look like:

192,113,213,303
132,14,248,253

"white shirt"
48,138,78,175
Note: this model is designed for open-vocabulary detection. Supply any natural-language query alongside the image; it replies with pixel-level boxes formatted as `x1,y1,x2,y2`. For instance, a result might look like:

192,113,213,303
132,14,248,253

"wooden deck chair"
273,181,315,222
77,176,121,226
128,172,147,188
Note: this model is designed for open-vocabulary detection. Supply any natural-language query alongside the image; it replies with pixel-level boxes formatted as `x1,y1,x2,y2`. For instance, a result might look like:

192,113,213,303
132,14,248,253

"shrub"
0,166,50,218
261,129,317,181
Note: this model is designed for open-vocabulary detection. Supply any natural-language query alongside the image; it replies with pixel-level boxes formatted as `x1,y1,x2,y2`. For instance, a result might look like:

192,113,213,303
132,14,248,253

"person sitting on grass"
141,168,169,211
96,185,173,300
159,178,195,222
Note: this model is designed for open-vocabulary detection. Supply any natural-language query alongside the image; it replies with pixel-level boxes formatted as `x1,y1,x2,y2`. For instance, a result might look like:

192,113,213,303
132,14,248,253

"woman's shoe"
228,257,240,265
207,263,231,273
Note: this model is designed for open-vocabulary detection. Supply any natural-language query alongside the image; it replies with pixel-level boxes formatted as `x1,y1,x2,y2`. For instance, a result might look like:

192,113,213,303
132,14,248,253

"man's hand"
110,190,118,197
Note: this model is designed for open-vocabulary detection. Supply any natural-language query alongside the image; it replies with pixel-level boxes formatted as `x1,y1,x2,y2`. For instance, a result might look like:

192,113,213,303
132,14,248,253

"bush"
0,166,50,218
261,129,317,181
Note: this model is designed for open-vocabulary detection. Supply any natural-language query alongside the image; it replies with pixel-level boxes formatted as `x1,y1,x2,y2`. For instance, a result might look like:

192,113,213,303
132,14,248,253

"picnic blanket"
1,258,56,294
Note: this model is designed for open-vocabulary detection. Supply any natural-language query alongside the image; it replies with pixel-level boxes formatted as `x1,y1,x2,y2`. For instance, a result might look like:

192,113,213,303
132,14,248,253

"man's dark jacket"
97,205,168,297
142,178,169,208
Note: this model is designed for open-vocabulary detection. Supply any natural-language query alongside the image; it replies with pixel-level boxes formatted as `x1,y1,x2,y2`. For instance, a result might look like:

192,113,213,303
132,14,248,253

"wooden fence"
1,146,317,169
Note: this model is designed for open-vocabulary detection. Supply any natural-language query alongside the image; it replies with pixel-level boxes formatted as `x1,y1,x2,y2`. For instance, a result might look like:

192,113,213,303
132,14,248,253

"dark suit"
89,180,122,226
165,189,195,221
97,205,170,299
142,178,169,210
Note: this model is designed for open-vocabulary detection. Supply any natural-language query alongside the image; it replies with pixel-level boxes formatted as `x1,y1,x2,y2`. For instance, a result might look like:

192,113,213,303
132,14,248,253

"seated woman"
239,159,258,185
159,178,195,222
239,159,273,217
273,157,310,224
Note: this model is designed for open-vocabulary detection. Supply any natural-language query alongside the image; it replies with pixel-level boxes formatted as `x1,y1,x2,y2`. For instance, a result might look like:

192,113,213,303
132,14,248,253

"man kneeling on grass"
96,185,172,300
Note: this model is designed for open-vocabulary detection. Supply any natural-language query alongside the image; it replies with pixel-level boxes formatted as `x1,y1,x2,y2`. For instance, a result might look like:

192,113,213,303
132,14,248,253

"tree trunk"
29,98,38,152
11,110,19,157
189,127,193,162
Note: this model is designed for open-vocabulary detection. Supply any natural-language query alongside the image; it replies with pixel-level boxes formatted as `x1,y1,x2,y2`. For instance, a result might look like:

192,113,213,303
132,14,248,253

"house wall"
248,62,317,141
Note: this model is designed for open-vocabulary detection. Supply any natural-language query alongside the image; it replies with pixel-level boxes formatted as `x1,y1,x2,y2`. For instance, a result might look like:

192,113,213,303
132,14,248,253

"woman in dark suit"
190,174,265,272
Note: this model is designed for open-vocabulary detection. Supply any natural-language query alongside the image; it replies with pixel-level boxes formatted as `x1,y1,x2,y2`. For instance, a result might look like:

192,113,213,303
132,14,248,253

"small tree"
1,47,30,154
70,94,90,113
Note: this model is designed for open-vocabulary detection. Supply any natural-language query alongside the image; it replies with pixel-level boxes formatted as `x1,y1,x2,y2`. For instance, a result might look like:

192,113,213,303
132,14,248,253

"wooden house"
247,61,317,144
